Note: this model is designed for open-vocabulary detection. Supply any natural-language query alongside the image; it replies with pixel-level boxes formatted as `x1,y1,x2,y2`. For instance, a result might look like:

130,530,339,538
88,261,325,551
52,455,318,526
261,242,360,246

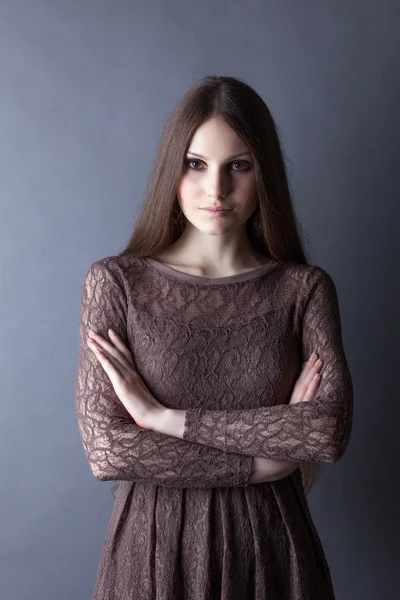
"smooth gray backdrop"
1,1,398,599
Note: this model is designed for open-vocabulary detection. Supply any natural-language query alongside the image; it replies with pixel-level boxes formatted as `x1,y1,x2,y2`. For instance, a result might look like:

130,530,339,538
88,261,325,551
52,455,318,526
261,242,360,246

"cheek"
237,175,258,201
240,173,257,191
177,176,200,202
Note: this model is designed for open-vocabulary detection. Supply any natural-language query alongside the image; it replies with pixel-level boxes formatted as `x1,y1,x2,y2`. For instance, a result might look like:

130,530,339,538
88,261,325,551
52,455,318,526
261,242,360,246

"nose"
206,168,229,200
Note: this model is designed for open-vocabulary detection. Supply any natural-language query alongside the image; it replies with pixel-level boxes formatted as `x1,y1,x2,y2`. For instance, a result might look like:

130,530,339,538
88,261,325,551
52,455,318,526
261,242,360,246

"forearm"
77,404,253,487
151,408,186,438
152,409,298,485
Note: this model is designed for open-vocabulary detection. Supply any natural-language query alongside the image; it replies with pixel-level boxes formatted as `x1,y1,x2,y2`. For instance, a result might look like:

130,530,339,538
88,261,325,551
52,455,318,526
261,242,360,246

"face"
177,117,258,235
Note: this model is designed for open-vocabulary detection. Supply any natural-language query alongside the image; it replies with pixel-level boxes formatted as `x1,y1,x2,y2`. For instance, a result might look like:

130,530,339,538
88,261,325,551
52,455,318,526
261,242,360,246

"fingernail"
309,352,316,361
108,329,114,336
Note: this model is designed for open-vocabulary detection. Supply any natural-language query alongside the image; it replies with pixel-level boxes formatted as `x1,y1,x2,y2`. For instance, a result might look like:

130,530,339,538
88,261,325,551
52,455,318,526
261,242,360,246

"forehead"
187,118,250,157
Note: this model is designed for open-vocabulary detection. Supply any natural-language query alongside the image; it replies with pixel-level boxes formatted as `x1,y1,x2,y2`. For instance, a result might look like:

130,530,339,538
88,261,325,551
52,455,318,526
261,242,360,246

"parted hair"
113,74,321,497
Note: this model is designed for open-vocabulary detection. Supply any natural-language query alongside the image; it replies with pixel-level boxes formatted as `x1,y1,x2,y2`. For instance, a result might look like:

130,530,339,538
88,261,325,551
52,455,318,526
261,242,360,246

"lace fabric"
74,254,352,599
182,266,354,464
75,258,253,487
75,255,353,484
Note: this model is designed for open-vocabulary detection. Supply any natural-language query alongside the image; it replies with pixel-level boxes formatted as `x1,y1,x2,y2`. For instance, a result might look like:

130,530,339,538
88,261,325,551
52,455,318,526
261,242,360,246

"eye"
185,159,251,171
231,160,251,171
185,159,204,170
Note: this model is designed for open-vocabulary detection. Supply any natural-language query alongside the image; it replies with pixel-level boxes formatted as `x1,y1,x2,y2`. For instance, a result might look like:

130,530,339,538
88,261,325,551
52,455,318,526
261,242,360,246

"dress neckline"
142,256,280,285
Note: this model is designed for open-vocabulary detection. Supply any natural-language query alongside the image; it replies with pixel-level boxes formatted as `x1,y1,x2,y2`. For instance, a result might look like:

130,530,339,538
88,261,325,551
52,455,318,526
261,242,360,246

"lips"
201,207,233,217
201,207,232,211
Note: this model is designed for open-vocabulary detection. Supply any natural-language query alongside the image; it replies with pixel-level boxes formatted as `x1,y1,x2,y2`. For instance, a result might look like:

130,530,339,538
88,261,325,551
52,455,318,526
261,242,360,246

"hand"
289,352,324,405
87,328,166,430
248,456,300,484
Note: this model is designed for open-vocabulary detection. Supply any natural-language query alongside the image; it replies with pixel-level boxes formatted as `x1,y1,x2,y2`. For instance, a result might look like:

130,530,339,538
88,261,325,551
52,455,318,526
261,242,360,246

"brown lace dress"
74,254,353,600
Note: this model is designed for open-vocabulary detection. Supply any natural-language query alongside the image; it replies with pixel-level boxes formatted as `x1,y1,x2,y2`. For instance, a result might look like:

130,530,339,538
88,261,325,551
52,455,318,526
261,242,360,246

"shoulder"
278,261,334,286
304,264,337,296
85,254,146,282
81,255,148,303
276,262,338,310
293,264,339,316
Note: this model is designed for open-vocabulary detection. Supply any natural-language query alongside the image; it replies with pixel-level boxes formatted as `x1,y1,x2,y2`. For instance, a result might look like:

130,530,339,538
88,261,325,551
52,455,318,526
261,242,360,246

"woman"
75,75,353,599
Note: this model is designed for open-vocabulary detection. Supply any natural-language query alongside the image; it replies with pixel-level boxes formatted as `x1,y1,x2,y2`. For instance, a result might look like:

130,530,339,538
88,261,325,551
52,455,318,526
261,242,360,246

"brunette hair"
112,74,321,497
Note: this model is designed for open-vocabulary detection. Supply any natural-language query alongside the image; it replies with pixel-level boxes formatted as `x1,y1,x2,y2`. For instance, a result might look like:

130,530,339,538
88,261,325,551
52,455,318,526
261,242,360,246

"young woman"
75,75,353,599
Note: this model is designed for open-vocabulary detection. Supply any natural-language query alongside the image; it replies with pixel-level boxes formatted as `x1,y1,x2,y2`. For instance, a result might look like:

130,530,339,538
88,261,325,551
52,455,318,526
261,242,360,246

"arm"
182,267,354,463
74,260,253,488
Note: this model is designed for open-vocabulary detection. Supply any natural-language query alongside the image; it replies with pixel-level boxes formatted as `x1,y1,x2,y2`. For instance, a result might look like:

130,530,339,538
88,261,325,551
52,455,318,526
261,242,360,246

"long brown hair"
112,74,322,498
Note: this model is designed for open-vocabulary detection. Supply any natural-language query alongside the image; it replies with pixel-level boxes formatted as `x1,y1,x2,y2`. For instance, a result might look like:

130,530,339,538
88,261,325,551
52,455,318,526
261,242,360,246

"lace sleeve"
182,268,354,463
74,261,253,488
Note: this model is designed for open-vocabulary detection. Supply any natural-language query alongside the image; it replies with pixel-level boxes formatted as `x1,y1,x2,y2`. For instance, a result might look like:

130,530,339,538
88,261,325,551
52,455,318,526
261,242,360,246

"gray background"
1,1,398,598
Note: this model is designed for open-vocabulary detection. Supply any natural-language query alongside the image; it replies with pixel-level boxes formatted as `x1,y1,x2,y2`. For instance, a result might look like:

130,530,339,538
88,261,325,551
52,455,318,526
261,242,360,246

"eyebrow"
186,150,252,161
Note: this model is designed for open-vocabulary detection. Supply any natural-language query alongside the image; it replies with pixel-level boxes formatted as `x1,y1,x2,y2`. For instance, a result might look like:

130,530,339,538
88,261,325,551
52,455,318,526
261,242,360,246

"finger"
88,335,135,374
291,361,322,405
301,353,317,368
87,339,132,379
91,345,145,417
302,373,321,402
97,331,136,370
299,353,319,381
302,358,323,389
107,330,136,369
90,345,125,384
89,340,145,397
